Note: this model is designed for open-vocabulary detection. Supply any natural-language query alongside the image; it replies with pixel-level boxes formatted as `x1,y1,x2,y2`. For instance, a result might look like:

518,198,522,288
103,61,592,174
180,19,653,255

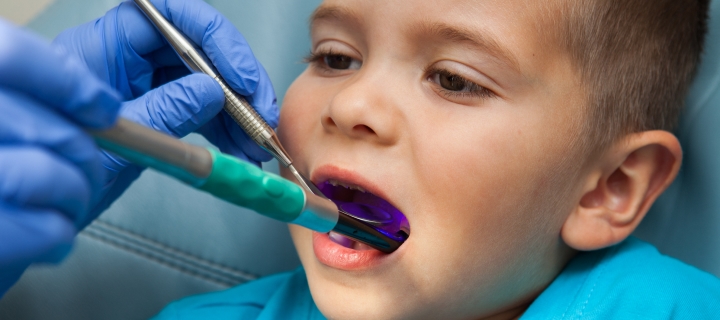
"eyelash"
425,67,495,100
303,50,329,64
303,49,355,73
305,50,495,100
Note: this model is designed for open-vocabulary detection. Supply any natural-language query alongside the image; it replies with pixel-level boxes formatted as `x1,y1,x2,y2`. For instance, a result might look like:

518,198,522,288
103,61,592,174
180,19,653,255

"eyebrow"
309,4,362,29
417,22,520,72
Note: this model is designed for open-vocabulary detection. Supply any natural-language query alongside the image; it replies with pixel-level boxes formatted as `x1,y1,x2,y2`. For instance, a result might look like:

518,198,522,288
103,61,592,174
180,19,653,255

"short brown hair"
560,0,710,150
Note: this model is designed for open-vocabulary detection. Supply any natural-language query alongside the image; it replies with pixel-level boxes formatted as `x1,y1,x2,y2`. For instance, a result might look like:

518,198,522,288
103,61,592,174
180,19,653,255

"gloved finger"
161,0,261,97
142,46,190,88
196,114,261,165
0,19,120,128
0,203,75,267
111,0,261,96
0,89,105,203
87,164,144,227
120,73,225,137
166,58,278,164
198,112,273,164
0,147,92,225
241,62,279,128
151,66,192,89
147,45,185,68
195,63,278,163
1,264,26,297
225,62,278,163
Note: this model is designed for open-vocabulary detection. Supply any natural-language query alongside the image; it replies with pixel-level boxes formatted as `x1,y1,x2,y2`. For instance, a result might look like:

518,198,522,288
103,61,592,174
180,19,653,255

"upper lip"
311,164,396,209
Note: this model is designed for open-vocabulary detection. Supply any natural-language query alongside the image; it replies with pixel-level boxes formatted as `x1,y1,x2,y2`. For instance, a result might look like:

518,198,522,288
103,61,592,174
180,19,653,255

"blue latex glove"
1,0,277,296
0,19,121,294
53,0,279,225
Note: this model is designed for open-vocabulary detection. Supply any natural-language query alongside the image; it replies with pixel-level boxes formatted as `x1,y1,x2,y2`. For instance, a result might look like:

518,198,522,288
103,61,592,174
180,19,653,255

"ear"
561,131,682,251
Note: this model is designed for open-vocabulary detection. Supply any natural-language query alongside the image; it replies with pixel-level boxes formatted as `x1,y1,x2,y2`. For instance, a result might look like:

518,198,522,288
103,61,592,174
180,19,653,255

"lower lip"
312,232,387,270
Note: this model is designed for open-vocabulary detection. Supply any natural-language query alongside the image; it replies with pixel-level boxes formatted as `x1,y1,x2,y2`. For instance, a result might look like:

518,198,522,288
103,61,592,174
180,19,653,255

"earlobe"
561,131,682,251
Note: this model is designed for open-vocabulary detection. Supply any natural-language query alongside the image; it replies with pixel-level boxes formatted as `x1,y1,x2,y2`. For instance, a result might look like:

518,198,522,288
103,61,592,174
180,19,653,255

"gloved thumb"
120,73,225,138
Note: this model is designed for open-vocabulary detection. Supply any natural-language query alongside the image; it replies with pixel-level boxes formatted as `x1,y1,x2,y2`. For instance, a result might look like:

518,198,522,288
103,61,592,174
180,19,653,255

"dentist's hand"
0,0,277,296
0,19,121,293
53,0,279,223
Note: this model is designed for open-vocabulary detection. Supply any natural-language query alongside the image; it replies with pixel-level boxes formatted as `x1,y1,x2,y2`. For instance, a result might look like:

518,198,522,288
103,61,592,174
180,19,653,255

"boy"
156,0,720,318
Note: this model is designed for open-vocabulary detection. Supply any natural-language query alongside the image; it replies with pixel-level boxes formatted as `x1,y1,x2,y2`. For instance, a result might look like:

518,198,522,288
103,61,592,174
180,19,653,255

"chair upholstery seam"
80,219,260,287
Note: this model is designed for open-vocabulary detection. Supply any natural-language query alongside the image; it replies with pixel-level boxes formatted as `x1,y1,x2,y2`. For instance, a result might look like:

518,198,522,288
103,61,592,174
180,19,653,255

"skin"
276,0,683,319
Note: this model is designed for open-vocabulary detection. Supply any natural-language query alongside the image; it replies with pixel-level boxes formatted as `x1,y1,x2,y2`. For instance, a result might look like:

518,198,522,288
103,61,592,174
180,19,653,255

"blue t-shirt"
153,237,720,319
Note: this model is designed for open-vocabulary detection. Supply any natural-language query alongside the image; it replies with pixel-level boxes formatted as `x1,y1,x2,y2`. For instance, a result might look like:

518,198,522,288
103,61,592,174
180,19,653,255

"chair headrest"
635,0,720,277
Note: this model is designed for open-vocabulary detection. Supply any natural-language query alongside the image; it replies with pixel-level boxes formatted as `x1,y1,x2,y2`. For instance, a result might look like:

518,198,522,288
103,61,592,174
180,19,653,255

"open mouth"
318,179,410,252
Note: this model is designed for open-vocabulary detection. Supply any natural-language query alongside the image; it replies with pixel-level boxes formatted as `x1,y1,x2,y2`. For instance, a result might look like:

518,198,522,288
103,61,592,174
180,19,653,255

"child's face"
279,0,587,318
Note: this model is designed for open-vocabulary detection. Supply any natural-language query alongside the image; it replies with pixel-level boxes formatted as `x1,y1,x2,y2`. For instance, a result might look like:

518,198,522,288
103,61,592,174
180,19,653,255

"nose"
321,72,401,145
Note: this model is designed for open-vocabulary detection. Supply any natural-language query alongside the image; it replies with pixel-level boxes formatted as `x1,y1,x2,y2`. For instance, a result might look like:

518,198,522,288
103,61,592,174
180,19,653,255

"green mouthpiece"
198,148,306,222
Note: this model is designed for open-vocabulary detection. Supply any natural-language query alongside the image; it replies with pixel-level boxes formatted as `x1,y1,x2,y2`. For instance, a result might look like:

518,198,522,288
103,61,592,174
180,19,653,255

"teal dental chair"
1,0,719,319
633,0,720,279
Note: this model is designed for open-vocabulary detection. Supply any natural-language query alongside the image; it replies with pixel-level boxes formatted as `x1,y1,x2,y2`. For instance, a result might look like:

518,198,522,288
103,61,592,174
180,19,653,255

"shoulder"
523,237,720,319
152,268,325,320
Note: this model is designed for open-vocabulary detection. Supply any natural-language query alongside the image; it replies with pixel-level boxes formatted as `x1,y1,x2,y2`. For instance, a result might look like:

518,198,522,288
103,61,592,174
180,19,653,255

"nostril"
324,117,337,128
353,124,375,135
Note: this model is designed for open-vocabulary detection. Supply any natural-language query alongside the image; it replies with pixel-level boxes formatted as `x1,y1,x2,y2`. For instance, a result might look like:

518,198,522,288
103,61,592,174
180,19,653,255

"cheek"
400,103,580,304
423,94,579,220
278,71,325,158
413,107,560,233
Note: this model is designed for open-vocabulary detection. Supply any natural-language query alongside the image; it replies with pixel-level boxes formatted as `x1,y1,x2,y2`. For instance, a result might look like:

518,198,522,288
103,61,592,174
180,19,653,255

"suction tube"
92,119,407,252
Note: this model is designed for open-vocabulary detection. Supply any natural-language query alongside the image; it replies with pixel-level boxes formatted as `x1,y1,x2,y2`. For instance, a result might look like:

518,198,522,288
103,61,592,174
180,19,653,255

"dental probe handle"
132,0,293,168
92,118,339,232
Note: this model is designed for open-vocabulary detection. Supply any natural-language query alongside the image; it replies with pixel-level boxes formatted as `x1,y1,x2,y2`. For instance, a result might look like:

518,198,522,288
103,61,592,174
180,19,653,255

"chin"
290,224,445,320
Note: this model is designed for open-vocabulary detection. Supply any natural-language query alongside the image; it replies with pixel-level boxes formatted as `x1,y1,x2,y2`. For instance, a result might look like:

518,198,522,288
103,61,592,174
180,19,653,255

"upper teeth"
328,179,367,193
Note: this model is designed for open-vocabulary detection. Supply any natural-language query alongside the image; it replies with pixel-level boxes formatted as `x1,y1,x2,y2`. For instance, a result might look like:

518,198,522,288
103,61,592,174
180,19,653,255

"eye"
324,54,356,70
436,72,470,91
427,68,495,100
305,49,362,72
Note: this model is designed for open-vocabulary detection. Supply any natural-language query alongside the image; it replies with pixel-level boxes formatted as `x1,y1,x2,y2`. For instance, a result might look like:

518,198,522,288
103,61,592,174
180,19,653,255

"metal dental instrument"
132,0,320,197
92,118,407,252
